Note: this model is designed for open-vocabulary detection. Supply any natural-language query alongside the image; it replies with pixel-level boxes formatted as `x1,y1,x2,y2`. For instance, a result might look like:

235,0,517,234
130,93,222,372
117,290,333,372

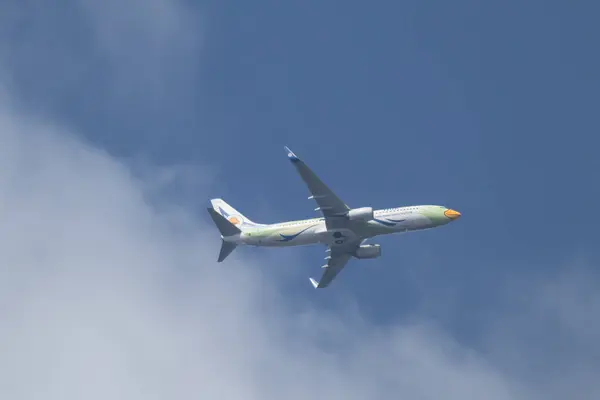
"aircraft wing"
309,242,358,289
284,146,349,227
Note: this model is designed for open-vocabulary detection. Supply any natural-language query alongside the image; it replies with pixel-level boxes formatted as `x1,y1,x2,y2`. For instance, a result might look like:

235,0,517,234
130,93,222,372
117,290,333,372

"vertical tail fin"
209,198,261,231
207,207,241,237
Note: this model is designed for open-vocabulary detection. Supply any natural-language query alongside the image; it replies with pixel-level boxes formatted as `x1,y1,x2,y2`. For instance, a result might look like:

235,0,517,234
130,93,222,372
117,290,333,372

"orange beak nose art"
444,209,461,220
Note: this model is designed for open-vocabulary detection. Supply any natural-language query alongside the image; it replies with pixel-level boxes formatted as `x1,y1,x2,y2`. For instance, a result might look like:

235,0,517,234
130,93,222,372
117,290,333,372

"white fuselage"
225,205,454,248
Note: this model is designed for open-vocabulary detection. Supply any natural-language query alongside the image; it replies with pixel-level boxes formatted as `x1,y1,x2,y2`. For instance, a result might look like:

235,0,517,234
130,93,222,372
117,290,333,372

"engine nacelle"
353,244,381,259
347,207,374,222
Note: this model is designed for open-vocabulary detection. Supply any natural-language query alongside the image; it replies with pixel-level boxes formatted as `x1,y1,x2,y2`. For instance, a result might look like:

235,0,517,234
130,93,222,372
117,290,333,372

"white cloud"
5,82,600,400
0,92,529,400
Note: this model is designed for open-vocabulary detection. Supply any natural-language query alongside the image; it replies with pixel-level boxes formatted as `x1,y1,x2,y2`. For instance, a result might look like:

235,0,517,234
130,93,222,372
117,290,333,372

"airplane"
207,146,461,289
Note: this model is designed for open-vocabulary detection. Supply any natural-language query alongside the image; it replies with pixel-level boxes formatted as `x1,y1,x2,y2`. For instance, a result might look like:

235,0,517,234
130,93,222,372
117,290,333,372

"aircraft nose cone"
444,209,461,220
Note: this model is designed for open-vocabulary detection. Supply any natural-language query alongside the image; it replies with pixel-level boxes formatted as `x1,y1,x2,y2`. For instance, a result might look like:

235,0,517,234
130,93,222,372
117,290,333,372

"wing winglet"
284,146,300,163
309,277,320,289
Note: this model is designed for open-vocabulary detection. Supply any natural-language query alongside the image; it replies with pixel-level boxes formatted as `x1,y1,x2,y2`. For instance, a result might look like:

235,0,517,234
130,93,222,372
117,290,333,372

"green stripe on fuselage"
247,217,324,238
418,205,452,226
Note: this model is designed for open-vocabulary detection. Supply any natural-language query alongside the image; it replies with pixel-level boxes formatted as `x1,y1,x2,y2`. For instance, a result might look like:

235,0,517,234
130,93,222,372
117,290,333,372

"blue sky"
15,0,597,312
1,1,599,399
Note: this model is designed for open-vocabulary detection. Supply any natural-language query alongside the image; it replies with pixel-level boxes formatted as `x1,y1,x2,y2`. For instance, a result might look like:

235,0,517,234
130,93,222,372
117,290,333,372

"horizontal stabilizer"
207,207,241,237
218,240,237,262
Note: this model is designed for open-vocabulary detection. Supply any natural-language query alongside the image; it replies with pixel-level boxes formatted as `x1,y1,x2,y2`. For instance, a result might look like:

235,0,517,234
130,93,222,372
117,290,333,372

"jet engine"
347,207,374,222
353,244,381,259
